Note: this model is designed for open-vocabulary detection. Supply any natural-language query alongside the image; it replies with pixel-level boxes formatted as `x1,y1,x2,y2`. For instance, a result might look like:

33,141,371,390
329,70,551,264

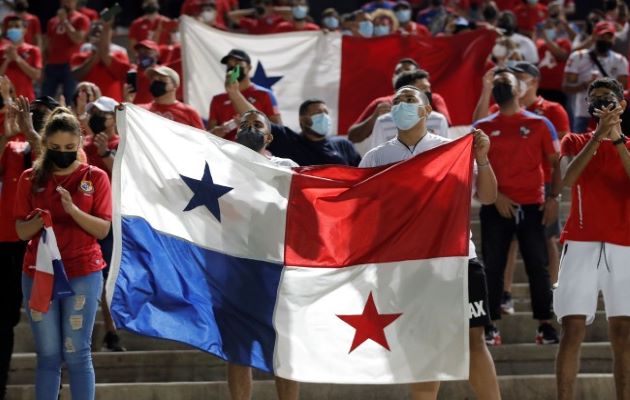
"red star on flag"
337,292,402,353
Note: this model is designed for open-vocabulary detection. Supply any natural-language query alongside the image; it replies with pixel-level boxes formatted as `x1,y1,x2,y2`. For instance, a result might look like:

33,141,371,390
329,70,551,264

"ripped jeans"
22,271,102,400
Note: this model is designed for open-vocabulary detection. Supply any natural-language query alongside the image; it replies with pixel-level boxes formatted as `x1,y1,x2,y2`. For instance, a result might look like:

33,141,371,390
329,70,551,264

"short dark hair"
241,109,270,128
395,85,430,105
299,99,325,116
5,15,24,26
588,77,625,101
397,58,418,68
394,69,430,90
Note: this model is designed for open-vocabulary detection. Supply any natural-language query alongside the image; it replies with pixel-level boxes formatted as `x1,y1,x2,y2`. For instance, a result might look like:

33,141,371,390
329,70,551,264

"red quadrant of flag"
285,134,474,268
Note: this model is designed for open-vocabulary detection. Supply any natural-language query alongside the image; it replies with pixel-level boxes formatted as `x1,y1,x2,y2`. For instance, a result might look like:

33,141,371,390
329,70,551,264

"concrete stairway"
7,194,616,399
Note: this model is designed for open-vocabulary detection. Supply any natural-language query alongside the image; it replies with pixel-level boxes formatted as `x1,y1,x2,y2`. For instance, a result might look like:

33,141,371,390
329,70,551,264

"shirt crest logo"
80,180,94,194
490,130,501,137
519,126,531,138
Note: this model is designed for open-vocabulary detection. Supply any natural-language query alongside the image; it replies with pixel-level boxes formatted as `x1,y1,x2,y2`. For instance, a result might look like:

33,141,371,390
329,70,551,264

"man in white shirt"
562,21,629,132
496,11,539,63
360,85,501,400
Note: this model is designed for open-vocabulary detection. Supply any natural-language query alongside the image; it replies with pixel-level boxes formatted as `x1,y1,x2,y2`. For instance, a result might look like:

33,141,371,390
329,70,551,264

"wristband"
612,136,627,146
100,150,112,158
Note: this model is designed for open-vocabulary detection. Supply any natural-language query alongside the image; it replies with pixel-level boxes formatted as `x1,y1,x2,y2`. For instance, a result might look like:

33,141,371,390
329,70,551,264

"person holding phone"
70,17,129,102
14,107,112,400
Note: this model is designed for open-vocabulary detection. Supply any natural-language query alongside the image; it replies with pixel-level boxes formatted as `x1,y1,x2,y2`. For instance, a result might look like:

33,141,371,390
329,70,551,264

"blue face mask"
323,16,339,29
395,9,412,24
545,28,556,41
391,102,424,130
292,5,308,20
310,113,332,136
374,24,391,37
358,20,374,38
6,28,22,43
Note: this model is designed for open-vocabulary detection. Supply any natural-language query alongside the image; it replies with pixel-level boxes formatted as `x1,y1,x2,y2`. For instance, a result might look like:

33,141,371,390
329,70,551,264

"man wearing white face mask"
360,85,501,400
274,0,319,33
394,0,430,37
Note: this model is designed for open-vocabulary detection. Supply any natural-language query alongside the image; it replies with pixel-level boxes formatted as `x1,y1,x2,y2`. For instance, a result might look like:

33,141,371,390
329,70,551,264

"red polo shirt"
239,14,285,34
70,49,130,101
131,65,155,105
0,42,41,100
140,101,205,129
514,3,547,34
14,164,112,278
83,134,119,178
209,84,280,141
129,15,178,45
560,133,630,246
2,13,41,45
0,135,34,242
274,21,320,33
473,110,558,204
353,93,452,127
46,11,90,64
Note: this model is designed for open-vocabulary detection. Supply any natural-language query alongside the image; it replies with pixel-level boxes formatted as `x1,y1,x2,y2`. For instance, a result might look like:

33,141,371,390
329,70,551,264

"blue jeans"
41,63,77,105
22,271,103,400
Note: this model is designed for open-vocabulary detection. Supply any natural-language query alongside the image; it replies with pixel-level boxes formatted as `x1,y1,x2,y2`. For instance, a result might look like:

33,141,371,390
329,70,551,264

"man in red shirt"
536,15,572,105
347,58,451,144
473,69,561,346
0,16,41,101
181,0,235,30
227,0,288,34
514,0,547,38
274,0,319,33
138,66,204,129
71,21,130,102
130,40,161,105
83,96,119,176
209,49,282,141
129,0,178,51
394,1,430,36
2,0,42,48
554,78,630,400
42,0,90,104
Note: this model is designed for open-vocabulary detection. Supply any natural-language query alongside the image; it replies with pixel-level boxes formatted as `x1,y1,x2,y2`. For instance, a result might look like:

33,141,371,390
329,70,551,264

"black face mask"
596,40,613,54
143,4,159,14
492,82,515,106
482,5,498,21
88,114,107,134
47,150,77,169
236,127,266,152
149,80,168,98
14,2,27,12
0,96,4,110
32,110,46,133
588,98,619,118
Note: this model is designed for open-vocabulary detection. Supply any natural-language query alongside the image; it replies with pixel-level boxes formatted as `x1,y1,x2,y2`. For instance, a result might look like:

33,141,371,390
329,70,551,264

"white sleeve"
564,51,580,75
437,116,448,138
359,149,376,168
617,54,629,77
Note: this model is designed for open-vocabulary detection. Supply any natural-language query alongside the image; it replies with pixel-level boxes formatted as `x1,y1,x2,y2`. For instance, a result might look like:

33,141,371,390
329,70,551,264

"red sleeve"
489,103,499,114
540,121,557,157
431,93,452,125
74,14,90,32
353,98,381,126
239,18,255,31
560,133,580,157
90,167,112,221
129,19,141,42
307,23,320,31
13,170,33,220
69,52,88,69
187,107,205,129
107,51,131,79
209,96,219,122
547,104,570,137
30,46,42,68
258,92,275,117
273,22,292,33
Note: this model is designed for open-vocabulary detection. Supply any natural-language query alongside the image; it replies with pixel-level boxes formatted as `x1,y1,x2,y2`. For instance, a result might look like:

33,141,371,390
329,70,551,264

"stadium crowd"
0,0,629,399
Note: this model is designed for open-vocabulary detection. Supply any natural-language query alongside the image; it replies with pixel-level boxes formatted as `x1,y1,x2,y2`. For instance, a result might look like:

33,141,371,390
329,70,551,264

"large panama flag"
180,16,496,133
108,104,475,383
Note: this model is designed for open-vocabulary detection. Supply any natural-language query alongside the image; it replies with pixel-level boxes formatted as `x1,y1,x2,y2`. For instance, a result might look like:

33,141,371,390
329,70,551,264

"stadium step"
509,283,605,312
7,343,613,385
5,374,615,400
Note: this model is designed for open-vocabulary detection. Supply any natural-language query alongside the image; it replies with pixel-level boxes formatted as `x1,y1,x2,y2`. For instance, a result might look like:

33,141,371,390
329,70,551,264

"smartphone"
223,119,238,131
126,70,137,93
100,3,122,22
228,65,240,84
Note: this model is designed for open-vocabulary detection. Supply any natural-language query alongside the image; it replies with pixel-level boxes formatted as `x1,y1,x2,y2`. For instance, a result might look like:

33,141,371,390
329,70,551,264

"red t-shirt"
14,164,112,278
160,44,184,101
514,3,547,34
537,38,572,91
495,0,519,11
0,135,34,242
209,84,279,141
83,134,119,178
560,133,630,245
129,15,178,45
274,21,320,33
140,101,205,129
473,110,558,204
131,64,154,105
2,13,40,45
46,11,90,64
180,0,233,29
400,21,430,37
70,49,130,101
353,93,452,126
78,6,99,21
239,14,285,35
0,42,42,100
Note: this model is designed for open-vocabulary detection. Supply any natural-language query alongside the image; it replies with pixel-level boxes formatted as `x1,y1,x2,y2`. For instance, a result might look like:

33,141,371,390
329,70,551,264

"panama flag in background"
108,105,475,383
181,17,496,133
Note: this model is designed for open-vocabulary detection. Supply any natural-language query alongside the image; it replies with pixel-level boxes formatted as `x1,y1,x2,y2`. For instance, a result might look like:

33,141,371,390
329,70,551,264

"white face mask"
518,79,528,98
492,43,508,59
200,10,216,24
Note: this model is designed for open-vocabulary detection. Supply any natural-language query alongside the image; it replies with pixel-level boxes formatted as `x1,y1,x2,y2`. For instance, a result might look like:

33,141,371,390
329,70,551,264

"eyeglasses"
585,95,618,105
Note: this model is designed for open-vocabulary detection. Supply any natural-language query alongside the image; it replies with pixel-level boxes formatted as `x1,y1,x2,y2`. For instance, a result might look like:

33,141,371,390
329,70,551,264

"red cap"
134,39,160,53
594,21,616,36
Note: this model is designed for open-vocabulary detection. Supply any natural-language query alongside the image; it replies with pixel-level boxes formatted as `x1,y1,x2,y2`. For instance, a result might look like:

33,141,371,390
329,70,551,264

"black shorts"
98,227,114,280
468,258,491,328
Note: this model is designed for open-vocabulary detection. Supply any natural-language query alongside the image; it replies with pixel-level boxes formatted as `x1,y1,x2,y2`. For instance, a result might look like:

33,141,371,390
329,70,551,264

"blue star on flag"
180,163,233,222
251,62,282,90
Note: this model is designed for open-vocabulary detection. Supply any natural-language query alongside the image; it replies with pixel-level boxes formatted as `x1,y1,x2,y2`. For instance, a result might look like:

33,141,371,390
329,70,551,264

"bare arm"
562,72,588,94
472,68,495,122
14,54,42,80
71,52,99,80
64,20,86,44
58,186,111,239
15,212,44,241
269,114,282,125
97,20,113,66
347,113,379,143
472,129,497,204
